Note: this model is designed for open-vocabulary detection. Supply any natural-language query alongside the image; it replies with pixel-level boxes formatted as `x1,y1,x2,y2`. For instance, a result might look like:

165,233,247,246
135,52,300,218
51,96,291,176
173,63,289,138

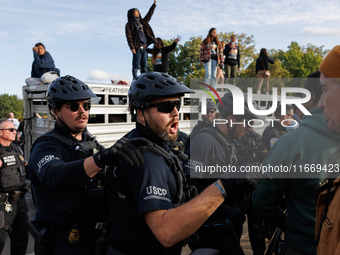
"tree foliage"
0,94,24,119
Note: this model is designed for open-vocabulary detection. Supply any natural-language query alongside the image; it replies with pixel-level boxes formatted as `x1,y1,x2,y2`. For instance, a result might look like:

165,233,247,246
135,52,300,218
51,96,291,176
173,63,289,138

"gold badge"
19,155,25,163
68,228,80,243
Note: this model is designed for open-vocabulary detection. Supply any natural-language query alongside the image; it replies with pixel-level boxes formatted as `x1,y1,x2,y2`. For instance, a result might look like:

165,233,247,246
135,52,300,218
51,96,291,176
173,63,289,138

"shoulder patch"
270,138,278,147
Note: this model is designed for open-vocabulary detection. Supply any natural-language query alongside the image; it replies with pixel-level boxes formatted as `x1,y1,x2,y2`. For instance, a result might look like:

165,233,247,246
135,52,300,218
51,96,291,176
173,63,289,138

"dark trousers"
9,197,28,255
132,48,148,79
247,207,266,255
0,197,28,255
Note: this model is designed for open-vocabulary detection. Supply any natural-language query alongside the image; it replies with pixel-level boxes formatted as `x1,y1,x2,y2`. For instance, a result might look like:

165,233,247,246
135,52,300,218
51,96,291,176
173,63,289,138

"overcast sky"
0,0,339,98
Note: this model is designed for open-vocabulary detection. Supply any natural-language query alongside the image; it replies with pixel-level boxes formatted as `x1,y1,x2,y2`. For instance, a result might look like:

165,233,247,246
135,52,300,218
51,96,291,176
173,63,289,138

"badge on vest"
68,228,80,243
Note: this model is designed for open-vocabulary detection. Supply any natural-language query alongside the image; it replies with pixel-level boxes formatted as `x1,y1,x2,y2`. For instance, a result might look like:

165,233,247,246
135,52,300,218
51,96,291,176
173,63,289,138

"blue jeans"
204,59,218,89
132,48,148,79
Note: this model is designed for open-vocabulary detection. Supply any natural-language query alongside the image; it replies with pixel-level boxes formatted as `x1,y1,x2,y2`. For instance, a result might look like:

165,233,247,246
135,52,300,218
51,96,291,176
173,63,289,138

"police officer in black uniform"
104,72,264,255
192,100,217,133
262,104,294,151
184,92,268,254
28,75,150,255
0,119,28,254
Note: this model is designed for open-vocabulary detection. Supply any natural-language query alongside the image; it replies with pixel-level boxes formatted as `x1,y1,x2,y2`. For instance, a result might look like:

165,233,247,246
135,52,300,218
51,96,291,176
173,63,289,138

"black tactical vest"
105,141,193,236
31,129,104,214
0,143,27,192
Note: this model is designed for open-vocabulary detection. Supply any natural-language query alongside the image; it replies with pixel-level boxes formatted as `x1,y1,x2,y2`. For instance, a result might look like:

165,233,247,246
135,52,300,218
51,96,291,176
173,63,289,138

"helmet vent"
154,84,163,89
51,88,57,93
71,85,78,91
82,85,87,90
59,81,65,85
145,75,156,80
61,89,67,94
166,80,175,86
160,73,169,78
137,83,146,89
159,81,167,86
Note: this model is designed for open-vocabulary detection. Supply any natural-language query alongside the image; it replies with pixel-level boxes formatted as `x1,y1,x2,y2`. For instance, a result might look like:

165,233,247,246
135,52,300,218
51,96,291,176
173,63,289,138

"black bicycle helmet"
47,75,97,109
207,100,217,111
129,72,194,112
217,92,265,121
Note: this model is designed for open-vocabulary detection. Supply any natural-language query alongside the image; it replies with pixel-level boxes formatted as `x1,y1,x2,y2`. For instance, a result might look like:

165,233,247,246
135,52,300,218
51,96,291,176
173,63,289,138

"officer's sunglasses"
0,128,16,132
148,100,181,113
66,102,91,112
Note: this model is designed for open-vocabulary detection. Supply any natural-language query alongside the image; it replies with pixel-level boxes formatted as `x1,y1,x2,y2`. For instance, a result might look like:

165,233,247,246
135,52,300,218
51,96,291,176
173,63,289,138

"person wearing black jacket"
255,48,275,94
125,0,158,79
147,36,180,73
223,35,240,85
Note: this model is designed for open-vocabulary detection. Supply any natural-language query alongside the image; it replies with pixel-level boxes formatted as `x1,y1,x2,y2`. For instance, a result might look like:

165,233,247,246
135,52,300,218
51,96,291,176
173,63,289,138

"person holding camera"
0,119,29,255
200,28,224,89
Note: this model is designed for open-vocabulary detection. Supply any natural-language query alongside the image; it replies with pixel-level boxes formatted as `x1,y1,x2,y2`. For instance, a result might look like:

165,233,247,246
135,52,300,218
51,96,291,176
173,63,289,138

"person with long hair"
200,28,223,89
146,36,180,73
255,48,275,94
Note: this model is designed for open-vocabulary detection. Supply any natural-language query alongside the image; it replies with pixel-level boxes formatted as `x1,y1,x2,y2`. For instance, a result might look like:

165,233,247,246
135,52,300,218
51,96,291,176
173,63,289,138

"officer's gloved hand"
220,164,272,196
93,137,152,168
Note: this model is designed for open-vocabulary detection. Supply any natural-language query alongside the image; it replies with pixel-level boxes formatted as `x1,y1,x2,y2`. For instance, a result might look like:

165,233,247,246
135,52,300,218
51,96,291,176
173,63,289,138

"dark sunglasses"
207,110,216,115
148,100,181,113
0,128,16,132
66,102,91,112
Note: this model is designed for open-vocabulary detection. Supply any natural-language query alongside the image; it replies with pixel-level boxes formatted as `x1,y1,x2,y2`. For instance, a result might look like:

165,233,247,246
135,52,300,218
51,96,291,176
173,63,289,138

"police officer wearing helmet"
184,92,268,254
0,119,28,254
104,72,252,254
192,100,217,133
29,75,149,255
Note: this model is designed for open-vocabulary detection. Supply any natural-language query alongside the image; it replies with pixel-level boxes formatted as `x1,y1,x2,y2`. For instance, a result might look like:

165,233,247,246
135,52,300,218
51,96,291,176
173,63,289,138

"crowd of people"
2,0,339,254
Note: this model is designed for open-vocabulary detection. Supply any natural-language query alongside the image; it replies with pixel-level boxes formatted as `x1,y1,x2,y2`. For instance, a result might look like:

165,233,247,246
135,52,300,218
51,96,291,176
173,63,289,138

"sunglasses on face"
148,100,181,113
65,102,91,112
207,110,216,115
0,128,16,132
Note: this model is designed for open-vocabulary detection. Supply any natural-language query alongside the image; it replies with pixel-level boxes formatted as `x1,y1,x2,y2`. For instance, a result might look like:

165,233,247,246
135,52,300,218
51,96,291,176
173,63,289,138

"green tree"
272,41,328,78
0,94,24,119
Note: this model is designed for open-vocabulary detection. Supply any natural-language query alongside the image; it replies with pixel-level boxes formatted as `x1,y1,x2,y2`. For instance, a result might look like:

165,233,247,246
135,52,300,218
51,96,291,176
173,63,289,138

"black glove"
220,167,272,196
93,137,152,168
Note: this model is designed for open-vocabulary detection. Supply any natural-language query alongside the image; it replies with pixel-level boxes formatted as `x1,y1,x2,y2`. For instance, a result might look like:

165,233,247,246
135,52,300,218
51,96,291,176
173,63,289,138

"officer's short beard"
147,116,179,143
157,129,178,143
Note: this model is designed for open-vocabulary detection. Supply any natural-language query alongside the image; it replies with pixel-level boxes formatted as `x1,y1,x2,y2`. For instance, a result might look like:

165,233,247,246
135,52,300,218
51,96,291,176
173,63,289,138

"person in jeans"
255,48,275,94
200,28,223,89
223,35,240,85
125,0,157,79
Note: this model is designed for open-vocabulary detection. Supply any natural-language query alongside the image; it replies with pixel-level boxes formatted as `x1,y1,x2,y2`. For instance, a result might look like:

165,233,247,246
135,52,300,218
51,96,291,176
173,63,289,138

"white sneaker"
257,90,260,94
266,92,269,95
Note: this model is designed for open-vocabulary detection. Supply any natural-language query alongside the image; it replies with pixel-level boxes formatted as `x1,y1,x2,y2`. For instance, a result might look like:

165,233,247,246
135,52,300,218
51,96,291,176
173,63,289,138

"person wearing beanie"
315,45,340,255
125,0,158,79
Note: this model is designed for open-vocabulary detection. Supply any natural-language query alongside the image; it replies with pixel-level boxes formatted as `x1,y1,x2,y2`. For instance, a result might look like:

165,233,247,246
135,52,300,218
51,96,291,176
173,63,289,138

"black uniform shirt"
109,122,179,254
29,123,93,227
